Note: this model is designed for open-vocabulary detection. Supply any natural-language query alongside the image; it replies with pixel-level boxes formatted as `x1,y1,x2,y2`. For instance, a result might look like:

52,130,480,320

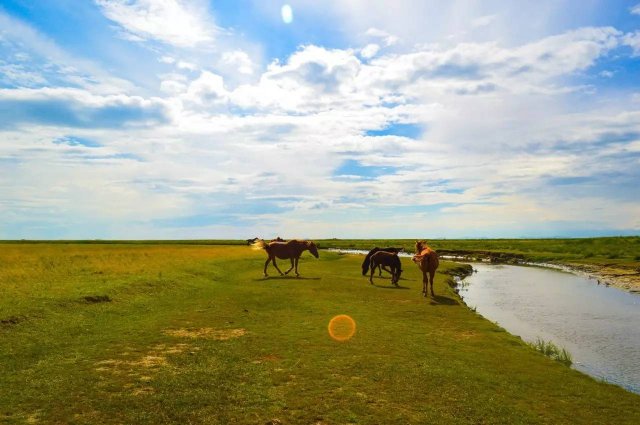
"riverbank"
318,238,640,293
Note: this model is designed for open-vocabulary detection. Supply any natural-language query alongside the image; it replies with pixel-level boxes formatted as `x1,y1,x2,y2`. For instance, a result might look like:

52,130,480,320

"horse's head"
307,241,319,258
415,240,424,253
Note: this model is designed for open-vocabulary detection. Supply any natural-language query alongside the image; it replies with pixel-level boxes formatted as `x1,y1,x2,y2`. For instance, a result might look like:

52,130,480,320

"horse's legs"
429,270,436,296
284,258,294,275
263,256,271,277
294,257,300,277
378,264,383,276
381,265,393,275
272,257,284,275
422,270,428,297
369,261,376,284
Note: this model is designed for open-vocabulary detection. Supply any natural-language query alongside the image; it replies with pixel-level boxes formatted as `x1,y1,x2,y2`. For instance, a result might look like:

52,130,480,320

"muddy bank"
439,250,640,293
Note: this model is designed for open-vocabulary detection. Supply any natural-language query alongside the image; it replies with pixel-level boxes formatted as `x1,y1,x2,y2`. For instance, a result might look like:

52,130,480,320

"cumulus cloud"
360,43,380,59
221,50,255,75
623,31,640,55
0,88,172,128
95,0,217,47
1,5,639,238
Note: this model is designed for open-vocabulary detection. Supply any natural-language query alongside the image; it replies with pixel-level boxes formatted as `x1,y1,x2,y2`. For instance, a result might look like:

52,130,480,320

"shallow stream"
460,263,640,394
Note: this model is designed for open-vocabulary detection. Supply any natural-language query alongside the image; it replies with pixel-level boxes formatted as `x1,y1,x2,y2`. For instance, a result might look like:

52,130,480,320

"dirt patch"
456,331,478,340
131,355,168,368
163,327,247,340
82,295,111,303
93,342,195,396
0,315,25,326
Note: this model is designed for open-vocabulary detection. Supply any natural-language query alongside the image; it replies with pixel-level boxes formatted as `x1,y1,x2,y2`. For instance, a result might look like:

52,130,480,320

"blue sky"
1,1,639,239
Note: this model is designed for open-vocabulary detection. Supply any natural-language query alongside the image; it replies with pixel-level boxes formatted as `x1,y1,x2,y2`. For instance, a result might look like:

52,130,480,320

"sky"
1,0,639,239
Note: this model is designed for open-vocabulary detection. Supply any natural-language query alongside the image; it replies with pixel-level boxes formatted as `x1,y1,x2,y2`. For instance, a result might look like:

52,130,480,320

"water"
460,263,640,393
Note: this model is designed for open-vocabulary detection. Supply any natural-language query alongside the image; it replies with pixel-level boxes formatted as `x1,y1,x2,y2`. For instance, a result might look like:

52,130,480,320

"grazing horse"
361,247,404,276
412,240,439,297
369,251,402,286
252,239,319,277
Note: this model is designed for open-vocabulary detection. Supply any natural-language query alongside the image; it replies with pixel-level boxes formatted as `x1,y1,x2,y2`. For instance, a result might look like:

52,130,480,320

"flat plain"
1,242,639,424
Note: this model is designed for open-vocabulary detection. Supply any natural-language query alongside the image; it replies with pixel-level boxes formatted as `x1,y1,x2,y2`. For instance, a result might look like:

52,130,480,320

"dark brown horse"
253,239,319,277
412,240,439,297
361,247,404,276
369,251,402,286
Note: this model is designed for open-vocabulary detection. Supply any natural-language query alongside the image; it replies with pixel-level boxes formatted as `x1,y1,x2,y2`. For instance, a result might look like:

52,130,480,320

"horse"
369,251,402,286
246,237,259,246
271,236,286,242
412,240,439,297
361,247,404,276
252,239,319,277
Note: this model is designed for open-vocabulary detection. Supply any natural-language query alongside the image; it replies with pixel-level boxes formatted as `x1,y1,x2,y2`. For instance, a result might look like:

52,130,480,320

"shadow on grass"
371,283,410,290
428,294,459,306
254,276,322,281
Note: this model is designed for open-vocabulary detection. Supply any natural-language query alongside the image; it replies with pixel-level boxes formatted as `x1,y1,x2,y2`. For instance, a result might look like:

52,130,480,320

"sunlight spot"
281,4,293,24
328,315,356,342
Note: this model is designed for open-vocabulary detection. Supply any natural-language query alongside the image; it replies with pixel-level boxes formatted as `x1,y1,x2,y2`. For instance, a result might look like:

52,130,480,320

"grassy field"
1,243,639,424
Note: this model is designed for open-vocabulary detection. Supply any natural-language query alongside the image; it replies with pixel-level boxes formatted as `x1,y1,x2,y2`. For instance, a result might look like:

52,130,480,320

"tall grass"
529,338,573,366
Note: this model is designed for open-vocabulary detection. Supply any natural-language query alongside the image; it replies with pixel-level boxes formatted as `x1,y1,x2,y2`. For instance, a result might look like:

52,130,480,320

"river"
459,263,640,394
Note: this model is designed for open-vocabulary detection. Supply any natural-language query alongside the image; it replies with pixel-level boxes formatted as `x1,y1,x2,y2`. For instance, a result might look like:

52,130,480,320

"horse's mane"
251,239,268,250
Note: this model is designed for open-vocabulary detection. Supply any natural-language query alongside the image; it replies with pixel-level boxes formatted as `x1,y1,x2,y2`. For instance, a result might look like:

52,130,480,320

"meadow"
1,242,640,424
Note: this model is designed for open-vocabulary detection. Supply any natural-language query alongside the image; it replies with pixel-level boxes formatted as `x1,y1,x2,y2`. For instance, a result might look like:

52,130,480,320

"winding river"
460,263,640,394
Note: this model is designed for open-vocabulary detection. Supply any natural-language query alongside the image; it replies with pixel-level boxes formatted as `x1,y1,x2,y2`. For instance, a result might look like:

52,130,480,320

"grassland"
1,243,640,424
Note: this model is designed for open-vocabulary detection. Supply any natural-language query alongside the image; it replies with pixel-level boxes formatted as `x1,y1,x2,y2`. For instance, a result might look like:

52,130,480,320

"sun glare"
281,4,293,24
328,314,356,342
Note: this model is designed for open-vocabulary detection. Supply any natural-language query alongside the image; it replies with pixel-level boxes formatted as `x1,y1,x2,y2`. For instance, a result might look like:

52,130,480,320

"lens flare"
281,4,293,24
328,315,356,342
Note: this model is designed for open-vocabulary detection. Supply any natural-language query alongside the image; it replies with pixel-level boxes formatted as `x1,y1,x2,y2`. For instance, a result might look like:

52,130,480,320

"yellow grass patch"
163,327,247,340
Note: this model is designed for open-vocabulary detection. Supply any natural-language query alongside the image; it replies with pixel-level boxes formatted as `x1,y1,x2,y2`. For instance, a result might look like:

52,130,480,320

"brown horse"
361,247,404,276
412,240,439,297
253,239,319,277
369,251,402,286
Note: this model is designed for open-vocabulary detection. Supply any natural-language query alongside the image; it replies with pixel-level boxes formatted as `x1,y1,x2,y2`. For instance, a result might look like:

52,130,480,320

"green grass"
1,243,639,424
529,338,573,367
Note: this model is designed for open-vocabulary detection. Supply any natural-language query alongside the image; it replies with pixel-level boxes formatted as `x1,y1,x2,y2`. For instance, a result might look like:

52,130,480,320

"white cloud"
0,87,172,128
623,31,640,55
95,0,217,47
176,60,198,71
360,43,380,59
0,10,133,94
365,27,399,46
631,4,640,15
221,50,255,75
2,8,639,238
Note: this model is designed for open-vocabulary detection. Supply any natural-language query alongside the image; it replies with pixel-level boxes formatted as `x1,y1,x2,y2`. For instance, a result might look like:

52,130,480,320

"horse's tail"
251,239,268,251
362,248,378,275
429,251,440,271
